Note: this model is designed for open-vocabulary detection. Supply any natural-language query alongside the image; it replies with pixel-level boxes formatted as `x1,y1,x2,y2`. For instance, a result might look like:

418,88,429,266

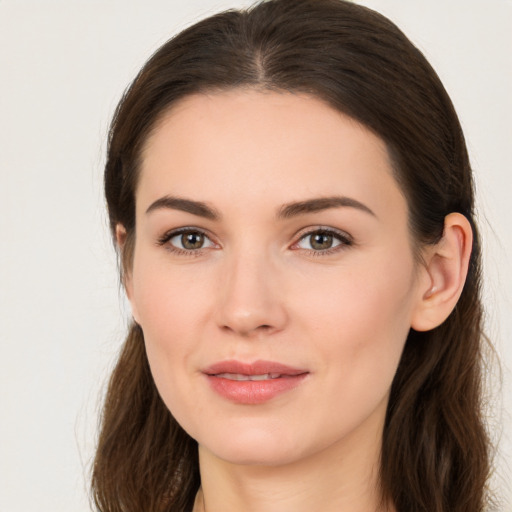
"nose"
215,248,288,337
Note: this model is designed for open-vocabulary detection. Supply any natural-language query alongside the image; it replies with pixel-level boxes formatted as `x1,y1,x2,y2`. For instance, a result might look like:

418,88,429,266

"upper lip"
203,359,308,377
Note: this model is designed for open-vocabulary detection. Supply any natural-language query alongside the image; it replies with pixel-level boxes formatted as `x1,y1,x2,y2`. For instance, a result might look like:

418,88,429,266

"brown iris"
310,232,334,250
181,232,205,249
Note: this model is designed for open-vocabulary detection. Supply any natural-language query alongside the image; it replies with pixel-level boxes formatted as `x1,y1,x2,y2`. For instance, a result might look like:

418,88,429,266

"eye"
159,229,216,252
294,229,352,252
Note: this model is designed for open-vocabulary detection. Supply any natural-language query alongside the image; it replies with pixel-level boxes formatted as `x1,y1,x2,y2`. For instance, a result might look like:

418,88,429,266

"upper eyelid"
293,226,353,242
158,226,216,245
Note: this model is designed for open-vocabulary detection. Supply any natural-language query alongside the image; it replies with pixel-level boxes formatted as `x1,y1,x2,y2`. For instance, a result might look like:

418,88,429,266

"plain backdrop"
0,1,510,510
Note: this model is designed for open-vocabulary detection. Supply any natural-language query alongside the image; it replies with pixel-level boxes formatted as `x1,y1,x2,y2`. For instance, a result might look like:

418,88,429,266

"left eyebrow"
277,196,376,219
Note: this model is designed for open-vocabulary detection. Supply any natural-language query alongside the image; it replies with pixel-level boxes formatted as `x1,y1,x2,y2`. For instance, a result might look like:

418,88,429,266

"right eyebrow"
145,195,220,220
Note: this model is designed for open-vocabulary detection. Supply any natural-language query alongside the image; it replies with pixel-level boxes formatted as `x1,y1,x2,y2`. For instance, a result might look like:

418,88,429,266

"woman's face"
126,90,427,466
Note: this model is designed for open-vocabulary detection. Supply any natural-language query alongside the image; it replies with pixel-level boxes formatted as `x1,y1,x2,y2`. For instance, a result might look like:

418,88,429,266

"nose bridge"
216,242,286,336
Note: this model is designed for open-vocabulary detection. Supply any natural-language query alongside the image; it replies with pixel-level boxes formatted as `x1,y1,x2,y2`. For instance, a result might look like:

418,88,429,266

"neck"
193,407,393,512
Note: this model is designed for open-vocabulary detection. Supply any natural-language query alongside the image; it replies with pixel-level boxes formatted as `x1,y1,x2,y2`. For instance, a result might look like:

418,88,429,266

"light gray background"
0,1,510,510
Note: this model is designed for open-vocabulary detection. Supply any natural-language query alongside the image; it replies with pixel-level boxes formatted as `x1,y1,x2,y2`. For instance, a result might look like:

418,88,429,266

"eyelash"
156,227,353,257
157,227,216,257
292,227,353,256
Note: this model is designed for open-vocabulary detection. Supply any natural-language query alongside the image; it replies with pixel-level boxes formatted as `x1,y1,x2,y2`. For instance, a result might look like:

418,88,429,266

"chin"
212,446,302,467
197,426,306,467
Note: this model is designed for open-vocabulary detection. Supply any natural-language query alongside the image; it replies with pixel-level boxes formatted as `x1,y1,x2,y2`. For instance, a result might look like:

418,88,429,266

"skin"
120,90,472,512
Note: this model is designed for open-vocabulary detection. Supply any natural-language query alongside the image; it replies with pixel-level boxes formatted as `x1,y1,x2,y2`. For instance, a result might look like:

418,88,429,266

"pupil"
311,233,333,250
182,232,204,249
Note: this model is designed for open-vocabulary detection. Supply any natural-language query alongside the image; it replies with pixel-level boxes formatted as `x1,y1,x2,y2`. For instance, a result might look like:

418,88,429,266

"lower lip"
205,374,308,404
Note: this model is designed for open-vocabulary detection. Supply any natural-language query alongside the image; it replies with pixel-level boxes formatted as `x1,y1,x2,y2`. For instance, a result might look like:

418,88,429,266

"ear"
411,213,473,332
115,223,139,323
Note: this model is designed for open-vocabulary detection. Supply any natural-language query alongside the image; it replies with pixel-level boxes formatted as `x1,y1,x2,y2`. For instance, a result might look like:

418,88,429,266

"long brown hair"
92,1,492,510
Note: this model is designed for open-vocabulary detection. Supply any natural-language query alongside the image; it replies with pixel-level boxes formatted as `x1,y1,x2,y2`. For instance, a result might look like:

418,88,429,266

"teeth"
215,373,282,381
247,374,269,381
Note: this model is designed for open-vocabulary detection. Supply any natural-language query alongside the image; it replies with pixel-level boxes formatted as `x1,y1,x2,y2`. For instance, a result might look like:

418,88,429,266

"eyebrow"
145,194,375,220
277,196,376,219
146,196,220,220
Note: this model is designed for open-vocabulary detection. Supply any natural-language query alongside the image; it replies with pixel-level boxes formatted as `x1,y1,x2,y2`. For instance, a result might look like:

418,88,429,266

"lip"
202,359,309,405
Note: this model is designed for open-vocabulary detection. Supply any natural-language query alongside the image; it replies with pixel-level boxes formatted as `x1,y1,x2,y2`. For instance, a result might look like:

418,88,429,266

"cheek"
294,252,417,382
129,257,211,394
131,247,214,333
283,254,417,446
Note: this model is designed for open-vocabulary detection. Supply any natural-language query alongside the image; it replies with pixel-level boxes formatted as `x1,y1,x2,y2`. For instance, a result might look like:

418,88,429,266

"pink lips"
203,360,308,404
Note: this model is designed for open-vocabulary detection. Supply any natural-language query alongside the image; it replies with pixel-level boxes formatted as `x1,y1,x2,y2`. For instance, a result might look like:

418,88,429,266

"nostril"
252,324,272,333
221,323,274,335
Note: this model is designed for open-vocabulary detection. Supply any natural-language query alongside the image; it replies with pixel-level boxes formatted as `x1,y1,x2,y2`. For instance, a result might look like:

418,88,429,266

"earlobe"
411,213,473,332
115,223,127,249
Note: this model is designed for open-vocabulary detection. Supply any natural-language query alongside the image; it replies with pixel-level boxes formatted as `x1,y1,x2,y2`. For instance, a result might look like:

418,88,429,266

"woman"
92,0,493,510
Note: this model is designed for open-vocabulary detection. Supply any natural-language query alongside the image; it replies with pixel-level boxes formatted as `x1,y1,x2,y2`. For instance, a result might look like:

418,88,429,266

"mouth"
202,360,309,404
213,372,287,381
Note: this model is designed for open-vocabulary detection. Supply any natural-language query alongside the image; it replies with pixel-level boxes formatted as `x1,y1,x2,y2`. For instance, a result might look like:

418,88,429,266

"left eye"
296,230,349,251
168,230,215,250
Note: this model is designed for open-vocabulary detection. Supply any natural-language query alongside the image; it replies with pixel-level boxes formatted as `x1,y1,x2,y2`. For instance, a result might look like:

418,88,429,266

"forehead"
138,89,406,220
